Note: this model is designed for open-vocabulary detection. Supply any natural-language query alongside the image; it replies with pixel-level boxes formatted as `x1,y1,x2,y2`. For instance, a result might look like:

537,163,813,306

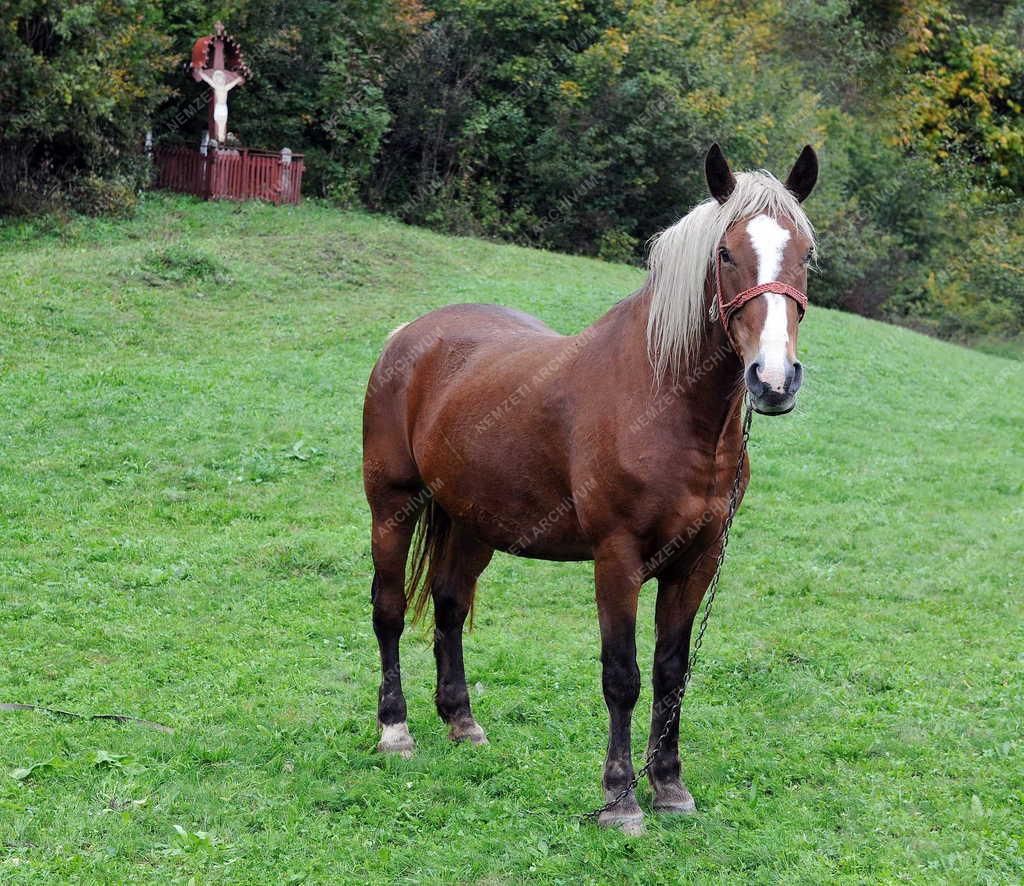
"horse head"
705,144,818,415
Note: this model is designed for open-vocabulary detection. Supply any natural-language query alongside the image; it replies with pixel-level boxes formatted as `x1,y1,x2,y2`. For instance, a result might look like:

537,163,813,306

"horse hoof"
377,722,415,758
448,720,488,745
653,797,697,815
652,783,697,815
597,810,646,835
597,791,645,835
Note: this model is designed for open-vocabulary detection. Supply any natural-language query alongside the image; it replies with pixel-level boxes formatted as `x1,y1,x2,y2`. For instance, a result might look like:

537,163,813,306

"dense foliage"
0,0,174,213
2,0,1023,344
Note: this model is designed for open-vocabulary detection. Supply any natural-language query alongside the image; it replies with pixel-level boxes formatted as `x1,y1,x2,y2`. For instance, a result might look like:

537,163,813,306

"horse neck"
585,281,745,437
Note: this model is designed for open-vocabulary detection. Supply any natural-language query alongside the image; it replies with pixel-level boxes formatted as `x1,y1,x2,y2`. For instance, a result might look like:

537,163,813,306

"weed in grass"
140,243,229,284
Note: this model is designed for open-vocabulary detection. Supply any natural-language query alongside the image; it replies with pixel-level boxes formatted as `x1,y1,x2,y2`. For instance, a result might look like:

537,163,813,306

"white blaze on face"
746,214,791,392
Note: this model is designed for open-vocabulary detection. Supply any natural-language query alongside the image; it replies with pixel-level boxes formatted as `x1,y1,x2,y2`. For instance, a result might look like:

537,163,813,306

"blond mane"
645,170,815,380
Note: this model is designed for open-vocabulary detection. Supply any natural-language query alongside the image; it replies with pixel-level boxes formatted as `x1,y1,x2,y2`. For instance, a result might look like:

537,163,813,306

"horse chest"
629,447,743,567
658,490,730,557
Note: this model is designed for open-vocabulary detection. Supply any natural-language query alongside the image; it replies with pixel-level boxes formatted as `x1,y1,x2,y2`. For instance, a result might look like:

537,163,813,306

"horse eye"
719,246,734,265
803,249,815,265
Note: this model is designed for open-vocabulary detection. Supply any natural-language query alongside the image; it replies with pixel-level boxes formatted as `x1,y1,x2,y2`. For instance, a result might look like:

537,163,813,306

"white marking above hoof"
448,720,488,745
377,722,415,759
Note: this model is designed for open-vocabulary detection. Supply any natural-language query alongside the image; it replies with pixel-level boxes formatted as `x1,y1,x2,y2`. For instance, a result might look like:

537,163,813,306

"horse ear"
705,143,736,204
785,145,818,202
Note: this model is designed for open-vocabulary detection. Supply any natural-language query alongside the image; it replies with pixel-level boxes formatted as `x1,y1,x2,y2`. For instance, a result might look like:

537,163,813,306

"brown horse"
362,144,818,833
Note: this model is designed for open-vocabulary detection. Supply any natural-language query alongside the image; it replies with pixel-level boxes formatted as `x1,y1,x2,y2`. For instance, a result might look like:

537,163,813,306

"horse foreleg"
594,540,644,833
432,529,493,744
647,552,719,813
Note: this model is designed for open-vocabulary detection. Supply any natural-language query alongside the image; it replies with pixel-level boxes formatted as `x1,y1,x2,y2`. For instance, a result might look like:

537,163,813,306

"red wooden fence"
153,146,303,204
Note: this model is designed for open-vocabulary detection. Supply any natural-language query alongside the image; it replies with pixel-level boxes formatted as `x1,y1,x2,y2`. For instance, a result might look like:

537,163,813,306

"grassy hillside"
0,195,1021,885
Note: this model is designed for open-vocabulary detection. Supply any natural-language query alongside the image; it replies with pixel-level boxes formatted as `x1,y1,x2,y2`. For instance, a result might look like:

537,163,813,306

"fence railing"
153,146,303,205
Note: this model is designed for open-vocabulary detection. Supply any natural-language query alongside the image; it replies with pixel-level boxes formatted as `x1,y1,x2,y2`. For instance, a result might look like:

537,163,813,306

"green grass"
1,194,1022,885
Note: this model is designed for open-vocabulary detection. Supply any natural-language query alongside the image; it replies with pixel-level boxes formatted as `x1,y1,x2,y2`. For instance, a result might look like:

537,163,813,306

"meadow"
0,195,1022,884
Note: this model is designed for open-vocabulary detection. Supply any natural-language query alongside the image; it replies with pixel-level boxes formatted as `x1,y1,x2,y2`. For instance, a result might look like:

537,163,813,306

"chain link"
583,397,754,821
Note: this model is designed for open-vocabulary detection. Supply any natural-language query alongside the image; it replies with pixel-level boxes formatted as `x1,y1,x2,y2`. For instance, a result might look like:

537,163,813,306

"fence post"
279,148,292,205
205,141,218,199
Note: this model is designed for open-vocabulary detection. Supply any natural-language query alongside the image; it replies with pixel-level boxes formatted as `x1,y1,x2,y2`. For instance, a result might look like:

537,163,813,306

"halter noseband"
716,254,808,351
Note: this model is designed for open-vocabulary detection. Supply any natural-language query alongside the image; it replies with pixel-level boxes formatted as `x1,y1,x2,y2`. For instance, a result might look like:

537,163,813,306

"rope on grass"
0,703,174,734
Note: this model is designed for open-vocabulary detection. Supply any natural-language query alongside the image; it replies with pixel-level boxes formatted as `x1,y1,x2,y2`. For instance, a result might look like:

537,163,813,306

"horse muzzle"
745,358,803,415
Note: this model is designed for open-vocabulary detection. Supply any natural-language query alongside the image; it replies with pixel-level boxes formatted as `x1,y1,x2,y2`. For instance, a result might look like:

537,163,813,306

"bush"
66,175,140,218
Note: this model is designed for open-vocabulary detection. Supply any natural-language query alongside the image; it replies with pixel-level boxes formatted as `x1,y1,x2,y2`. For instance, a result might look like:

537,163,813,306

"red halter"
716,254,808,350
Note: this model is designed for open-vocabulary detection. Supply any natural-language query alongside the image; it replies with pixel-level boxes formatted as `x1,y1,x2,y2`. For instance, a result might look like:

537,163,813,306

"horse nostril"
788,361,803,394
745,361,767,396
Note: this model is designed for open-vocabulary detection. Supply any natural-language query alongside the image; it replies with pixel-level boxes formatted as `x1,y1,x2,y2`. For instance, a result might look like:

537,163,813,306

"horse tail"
404,497,452,625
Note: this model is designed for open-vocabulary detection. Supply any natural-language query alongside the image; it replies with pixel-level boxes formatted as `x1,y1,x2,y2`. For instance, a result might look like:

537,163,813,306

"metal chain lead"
583,398,754,821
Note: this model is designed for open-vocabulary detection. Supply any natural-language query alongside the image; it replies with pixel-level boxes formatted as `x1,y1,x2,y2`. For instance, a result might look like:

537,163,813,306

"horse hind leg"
368,482,421,758
427,524,493,745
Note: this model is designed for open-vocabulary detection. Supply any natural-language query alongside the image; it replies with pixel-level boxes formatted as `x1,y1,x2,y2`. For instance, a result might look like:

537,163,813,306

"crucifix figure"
199,67,243,143
191,22,249,145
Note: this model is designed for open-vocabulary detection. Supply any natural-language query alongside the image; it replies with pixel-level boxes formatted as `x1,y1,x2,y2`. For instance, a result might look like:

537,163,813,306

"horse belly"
414,403,593,560
461,499,593,561
421,447,592,560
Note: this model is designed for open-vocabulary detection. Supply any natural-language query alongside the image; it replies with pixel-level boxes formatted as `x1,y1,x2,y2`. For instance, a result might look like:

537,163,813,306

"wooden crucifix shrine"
190,22,252,146
155,23,303,204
